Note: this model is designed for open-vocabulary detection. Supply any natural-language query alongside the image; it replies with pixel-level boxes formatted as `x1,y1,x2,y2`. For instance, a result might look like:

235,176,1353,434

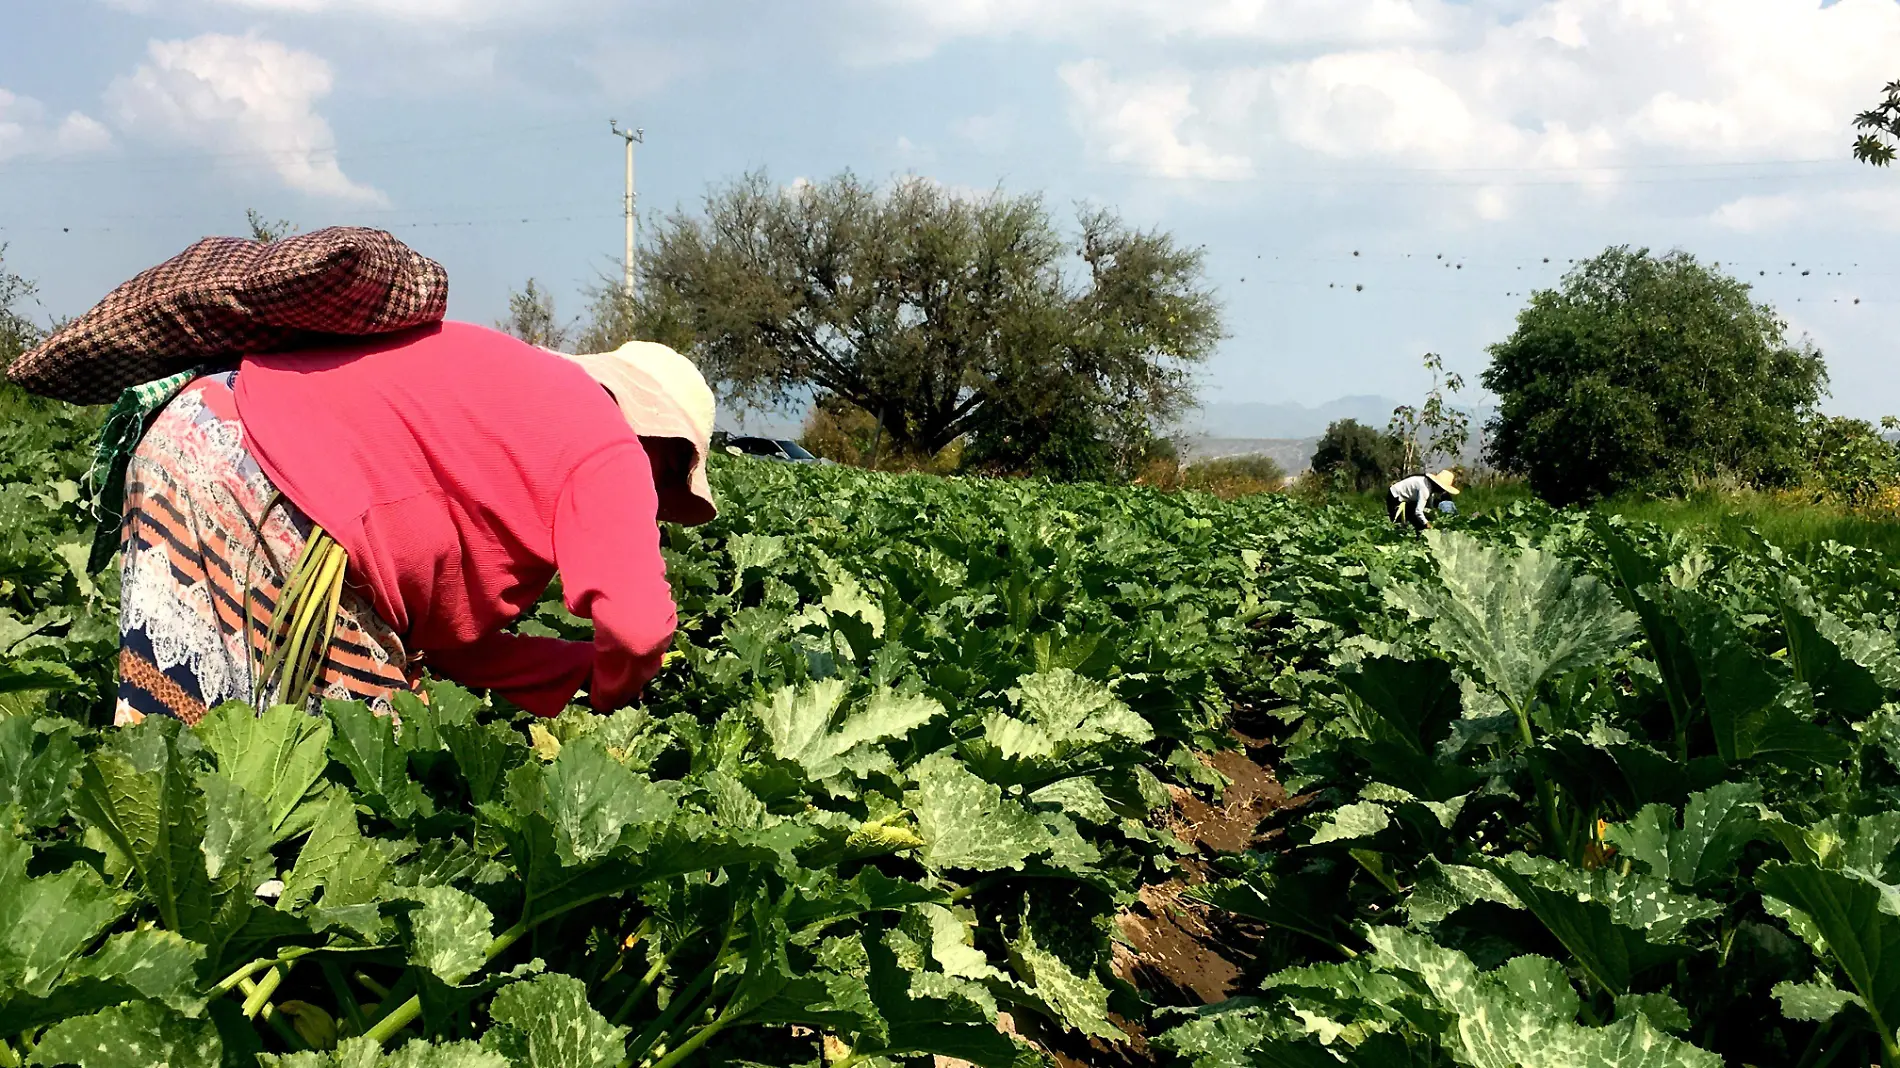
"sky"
2,0,1898,429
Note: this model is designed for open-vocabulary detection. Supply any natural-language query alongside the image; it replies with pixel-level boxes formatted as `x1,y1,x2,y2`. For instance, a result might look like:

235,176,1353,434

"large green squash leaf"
481,973,629,1068
518,737,675,866
1489,854,1718,996
1757,860,1900,1046
1670,591,1850,766
325,700,430,828
752,679,944,782
1388,532,1637,715
1602,782,1766,891
0,829,125,999
909,753,1047,872
196,701,332,842
0,717,83,829
30,1001,222,1068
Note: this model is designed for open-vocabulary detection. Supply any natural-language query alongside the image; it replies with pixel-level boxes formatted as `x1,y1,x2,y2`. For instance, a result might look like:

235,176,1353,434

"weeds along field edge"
3,400,1900,1068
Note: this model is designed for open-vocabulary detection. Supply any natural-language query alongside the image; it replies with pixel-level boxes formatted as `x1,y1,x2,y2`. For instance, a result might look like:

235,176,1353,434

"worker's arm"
551,440,679,712
1413,483,1433,528
426,633,594,718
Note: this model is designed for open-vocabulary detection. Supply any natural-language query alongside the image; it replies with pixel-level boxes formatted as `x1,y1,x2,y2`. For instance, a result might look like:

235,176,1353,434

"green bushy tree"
1805,414,1900,504
1311,418,1404,492
1482,246,1826,504
1,245,42,367
497,278,573,352
629,171,1221,470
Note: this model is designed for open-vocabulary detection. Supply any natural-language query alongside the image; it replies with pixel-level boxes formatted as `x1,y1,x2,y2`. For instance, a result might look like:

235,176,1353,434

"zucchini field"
5,397,1900,1068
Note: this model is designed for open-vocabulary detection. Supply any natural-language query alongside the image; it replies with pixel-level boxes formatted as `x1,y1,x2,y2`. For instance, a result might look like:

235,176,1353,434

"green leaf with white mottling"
1492,854,1716,995
30,1001,221,1068
1758,860,1900,1050
1308,800,1390,845
752,680,943,782
0,828,124,997
1029,777,1117,825
72,718,220,939
263,1037,511,1068
1603,782,1765,891
280,791,360,912
1011,918,1120,1042
1011,669,1153,749
1772,977,1862,1023
909,752,1047,872
1387,531,1638,714
484,973,629,1068
727,533,787,592
325,700,430,827
536,737,674,865
0,716,82,829
1615,992,1691,1034
197,771,271,886
404,885,493,985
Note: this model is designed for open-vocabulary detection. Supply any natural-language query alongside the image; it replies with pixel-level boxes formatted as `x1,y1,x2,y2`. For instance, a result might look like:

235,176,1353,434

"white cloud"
105,34,385,204
1033,0,1900,226
1711,193,1806,232
106,0,513,18
952,111,1014,153
1059,60,1252,181
856,0,1462,61
0,89,112,162
1713,187,1900,233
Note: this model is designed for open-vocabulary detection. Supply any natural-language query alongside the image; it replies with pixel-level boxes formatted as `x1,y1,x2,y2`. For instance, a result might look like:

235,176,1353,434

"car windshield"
777,441,817,460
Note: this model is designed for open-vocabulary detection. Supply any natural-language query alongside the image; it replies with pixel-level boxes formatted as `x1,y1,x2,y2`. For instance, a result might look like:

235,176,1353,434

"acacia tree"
498,279,573,352
1483,246,1826,504
245,209,297,243
1389,352,1470,472
624,172,1221,467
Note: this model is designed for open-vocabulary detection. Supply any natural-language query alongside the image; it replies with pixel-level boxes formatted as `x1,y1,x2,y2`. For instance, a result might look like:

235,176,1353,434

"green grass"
1335,478,1900,558
1597,490,1900,558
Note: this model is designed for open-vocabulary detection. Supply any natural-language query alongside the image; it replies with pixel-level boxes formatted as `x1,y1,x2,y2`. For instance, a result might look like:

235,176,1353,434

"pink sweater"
234,321,678,716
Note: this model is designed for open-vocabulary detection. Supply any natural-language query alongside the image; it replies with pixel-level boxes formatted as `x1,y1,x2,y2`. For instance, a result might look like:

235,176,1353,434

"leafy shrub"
1311,418,1403,492
1181,455,1287,498
1803,413,1900,505
1483,246,1825,504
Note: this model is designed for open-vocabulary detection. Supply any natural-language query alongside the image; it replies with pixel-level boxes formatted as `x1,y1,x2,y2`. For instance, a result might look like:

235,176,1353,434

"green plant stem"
213,947,316,996
242,962,290,1019
0,1037,19,1068
352,971,392,1000
235,978,309,1052
625,951,727,1067
321,960,368,1037
363,995,422,1046
612,933,693,1027
1511,697,1571,864
367,888,631,1048
645,1008,738,1068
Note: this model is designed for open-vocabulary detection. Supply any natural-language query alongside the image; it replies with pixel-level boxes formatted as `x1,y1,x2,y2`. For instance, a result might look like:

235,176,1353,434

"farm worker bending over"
1386,469,1460,531
112,322,716,726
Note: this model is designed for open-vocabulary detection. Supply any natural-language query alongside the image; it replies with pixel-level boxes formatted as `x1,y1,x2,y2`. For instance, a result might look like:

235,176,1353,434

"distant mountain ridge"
1182,396,1403,440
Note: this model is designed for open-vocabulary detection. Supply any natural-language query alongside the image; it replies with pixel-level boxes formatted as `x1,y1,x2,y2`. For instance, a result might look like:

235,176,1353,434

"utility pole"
609,119,643,296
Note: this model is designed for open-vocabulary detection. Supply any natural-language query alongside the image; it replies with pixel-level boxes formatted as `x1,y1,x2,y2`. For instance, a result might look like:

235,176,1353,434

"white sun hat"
555,340,718,526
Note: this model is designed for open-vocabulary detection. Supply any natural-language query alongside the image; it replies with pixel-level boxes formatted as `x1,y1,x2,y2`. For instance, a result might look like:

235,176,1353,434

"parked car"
717,434,828,464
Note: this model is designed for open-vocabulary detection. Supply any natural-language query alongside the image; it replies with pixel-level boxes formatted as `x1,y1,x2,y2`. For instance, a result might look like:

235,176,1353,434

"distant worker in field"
1387,469,1460,531
7,229,715,727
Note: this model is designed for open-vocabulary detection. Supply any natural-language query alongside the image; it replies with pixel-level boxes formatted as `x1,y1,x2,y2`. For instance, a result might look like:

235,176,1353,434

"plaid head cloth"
6,226,448,405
